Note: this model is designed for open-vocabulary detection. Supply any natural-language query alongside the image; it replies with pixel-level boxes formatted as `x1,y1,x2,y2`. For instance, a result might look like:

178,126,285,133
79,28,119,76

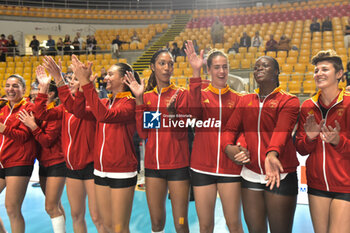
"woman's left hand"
18,109,38,131
265,151,284,190
320,120,341,146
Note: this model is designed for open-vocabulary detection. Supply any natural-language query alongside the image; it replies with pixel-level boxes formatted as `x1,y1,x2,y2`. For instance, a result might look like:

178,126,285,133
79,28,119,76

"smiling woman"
295,50,350,233
222,55,300,233
0,74,37,233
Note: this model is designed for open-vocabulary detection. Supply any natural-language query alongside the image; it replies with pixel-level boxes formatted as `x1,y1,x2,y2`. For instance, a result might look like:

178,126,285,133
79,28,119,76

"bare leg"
66,178,87,233
0,178,6,233
217,182,243,233
168,180,190,233
265,191,296,233
193,184,217,233
111,186,135,233
241,188,267,233
328,198,350,233
5,176,30,233
95,184,112,231
308,194,331,233
145,177,168,232
84,179,107,233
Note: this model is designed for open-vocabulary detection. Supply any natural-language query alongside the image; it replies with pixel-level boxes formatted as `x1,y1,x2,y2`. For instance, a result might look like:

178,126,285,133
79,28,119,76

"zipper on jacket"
66,115,74,170
257,101,264,175
314,100,342,192
156,91,162,170
0,108,13,168
257,93,273,175
216,89,222,173
99,98,115,172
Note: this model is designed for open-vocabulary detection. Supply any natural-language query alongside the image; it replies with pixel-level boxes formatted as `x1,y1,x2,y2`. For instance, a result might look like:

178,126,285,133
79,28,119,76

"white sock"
51,215,66,233
152,230,164,233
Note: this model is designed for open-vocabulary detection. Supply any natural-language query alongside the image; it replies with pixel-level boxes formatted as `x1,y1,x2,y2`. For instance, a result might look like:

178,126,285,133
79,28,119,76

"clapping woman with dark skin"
222,56,300,233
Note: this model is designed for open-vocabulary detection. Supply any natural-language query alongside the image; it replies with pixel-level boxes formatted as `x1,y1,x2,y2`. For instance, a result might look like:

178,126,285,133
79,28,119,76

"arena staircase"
133,14,191,73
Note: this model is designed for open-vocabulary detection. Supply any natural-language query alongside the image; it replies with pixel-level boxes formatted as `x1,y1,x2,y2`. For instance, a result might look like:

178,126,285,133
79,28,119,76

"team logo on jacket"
143,111,161,129
269,100,278,108
336,108,344,116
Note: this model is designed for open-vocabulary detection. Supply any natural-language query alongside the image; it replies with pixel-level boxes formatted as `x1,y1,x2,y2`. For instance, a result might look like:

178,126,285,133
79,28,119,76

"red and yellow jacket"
189,77,243,175
295,89,350,193
136,84,189,170
71,83,137,173
222,87,299,175
0,99,37,168
32,101,65,167
33,85,95,170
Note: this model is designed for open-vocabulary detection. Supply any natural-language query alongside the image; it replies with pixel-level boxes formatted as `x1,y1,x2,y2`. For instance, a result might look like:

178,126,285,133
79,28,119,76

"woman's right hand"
225,143,250,165
304,114,324,141
36,65,51,94
123,71,144,105
42,56,64,84
185,40,204,77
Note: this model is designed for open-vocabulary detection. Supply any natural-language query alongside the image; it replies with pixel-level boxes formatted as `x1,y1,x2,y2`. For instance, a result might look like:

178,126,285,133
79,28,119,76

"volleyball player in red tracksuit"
184,41,244,232
295,50,350,233
18,77,66,233
127,49,190,233
33,58,105,233
0,74,37,233
69,55,139,232
222,56,300,233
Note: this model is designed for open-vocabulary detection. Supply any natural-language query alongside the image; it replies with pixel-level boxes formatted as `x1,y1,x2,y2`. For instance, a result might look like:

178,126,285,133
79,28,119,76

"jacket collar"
311,88,345,104
7,98,26,110
108,91,133,99
153,83,176,94
254,86,282,97
206,83,230,95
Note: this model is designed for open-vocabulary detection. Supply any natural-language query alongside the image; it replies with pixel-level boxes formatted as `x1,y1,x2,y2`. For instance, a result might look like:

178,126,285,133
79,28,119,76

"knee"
151,222,165,232
5,202,21,218
45,202,60,217
226,221,243,233
199,223,214,233
90,211,102,226
70,210,85,223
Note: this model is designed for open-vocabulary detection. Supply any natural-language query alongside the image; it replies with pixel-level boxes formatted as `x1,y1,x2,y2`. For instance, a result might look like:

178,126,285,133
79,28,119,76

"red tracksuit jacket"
71,83,138,173
136,84,189,170
33,85,95,170
0,99,37,168
32,101,65,167
295,89,350,193
189,77,243,175
222,87,300,175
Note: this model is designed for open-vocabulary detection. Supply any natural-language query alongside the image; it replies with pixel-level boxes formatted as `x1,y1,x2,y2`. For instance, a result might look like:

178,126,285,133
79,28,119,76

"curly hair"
311,50,343,73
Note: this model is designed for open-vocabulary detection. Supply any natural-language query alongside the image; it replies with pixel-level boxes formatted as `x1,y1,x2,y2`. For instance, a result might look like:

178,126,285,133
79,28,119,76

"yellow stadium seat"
266,51,276,58
0,62,6,68
279,81,287,90
0,67,5,74
294,64,307,73
279,72,291,81
183,68,193,77
173,68,183,77
101,60,109,66
87,54,95,61
298,56,309,64
176,56,185,62
118,58,127,63
290,73,304,82
178,62,187,69
286,57,297,65
15,67,23,74
307,64,315,72
176,77,187,88
303,80,316,94
241,59,251,69
6,57,14,62
109,59,118,65
230,60,240,69
281,64,293,73
142,69,152,78
104,54,112,60
14,56,21,62
6,67,15,73
288,80,301,94
275,57,286,66
288,50,299,57
7,62,15,67
277,51,288,58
